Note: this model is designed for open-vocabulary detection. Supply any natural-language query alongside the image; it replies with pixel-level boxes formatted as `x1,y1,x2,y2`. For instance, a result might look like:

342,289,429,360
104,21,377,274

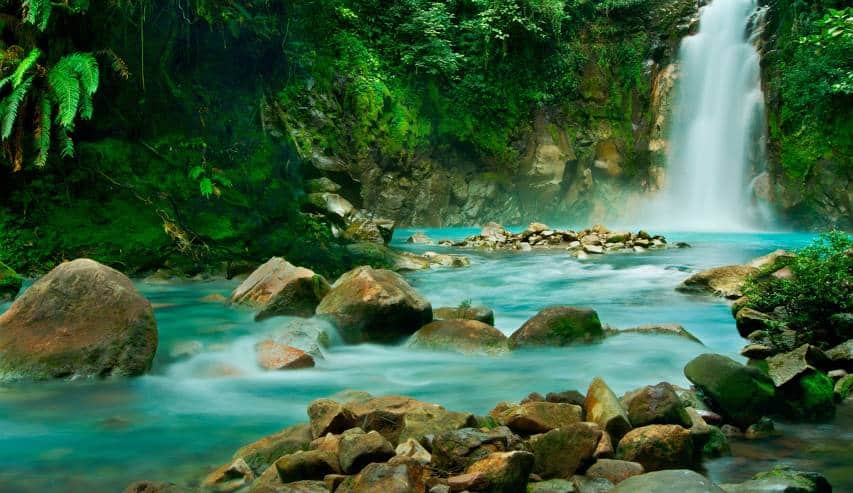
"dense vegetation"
0,0,849,276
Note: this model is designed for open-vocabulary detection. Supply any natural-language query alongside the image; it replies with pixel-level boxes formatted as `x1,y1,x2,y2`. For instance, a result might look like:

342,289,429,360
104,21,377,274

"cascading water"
651,0,771,230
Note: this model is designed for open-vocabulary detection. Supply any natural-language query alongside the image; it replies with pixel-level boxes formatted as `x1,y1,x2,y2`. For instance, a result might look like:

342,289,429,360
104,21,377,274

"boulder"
621,382,691,428
315,266,432,343
617,425,693,471
481,222,510,242
683,354,775,428
465,451,535,493
307,399,357,439
834,374,853,401
496,401,583,434
342,213,395,245
529,422,601,479
406,232,434,245
777,371,835,421
305,192,355,220
202,457,255,492
766,344,828,387
525,222,551,235
422,251,470,268
343,395,463,444
232,423,313,474
432,426,520,473
571,476,614,493
398,406,478,445
747,249,794,270
825,339,852,370
407,319,508,355
270,318,332,359
231,257,331,320
433,305,495,326
0,258,158,380
611,470,725,493
734,308,775,338
274,450,340,483
586,459,644,484
720,466,831,493
585,377,632,441
619,324,703,344
255,340,315,370
0,261,22,301
676,265,759,299
336,458,426,493
395,439,431,465
305,177,341,194
509,306,604,349
546,390,586,406
338,428,395,474
829,313,853,340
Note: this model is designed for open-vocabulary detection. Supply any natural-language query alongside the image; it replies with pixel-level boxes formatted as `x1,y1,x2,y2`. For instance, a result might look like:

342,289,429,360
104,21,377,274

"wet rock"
432,427,519,473
676,265,759,299
719,466,832,493
0,258,158,380
481,222,510,242
338,428,395,474
255,341,315,370
621,382,691,428
835,374,853,401
316,266,432,344
747,250,794,271
448,472,489,491
546,390,586,407
122,481,194,493
231,257,331,320
307,399,357,439
395,439,431,465
274,450,340,482
777,371,835,421
0,261,22,301
735,308,776,338
305,177,341,194
527,479,575,493
433,305,495,326
342,213,395,245
422,251,471,268
611,470,725,493
509,306,604,349
616,425,693,471
305,192,355,220
571,475,613,493
336,457,426,493
202,457,255,492
341,395,468,445
829,313,853,340
702,425,731,458
529,422,601,479
271,318,332,359
465,451,535,493
766,344,828,387
496,401,583,434
825,340,852,370
745,417,777,440
407,232,434,245
586,459,644,484
585,377,632,441
407,319,508,355
618,324,703,344
594,431,614,459
233,423,313,475
310,432,342,455
398,405,478,445
741,344,774,359
684,353,775,428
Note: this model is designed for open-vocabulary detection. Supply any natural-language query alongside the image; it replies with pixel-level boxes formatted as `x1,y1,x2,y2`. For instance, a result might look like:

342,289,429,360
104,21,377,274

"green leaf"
34,95,52,167
199,177,214,197
1,75,33,139
188,165,205,179
12,48,41,87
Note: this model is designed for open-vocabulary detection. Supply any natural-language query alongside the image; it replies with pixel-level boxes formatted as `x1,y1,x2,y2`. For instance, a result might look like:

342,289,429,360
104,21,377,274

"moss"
701,425,731,458
0,261,23,300
780,371,836,422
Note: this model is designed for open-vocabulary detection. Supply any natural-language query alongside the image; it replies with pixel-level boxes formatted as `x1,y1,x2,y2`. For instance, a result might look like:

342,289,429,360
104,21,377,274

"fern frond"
1,74,32,139
22,0,51,31
48,63,80,127
12,48,40,87
0,75,12,92
79,91,93,119
34,93,51,167
96,49,130,79
63,53,99,94
57,125,73,158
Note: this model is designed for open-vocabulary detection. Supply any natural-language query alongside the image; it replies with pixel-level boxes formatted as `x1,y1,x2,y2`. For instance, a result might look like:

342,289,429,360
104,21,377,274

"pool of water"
2,230,849,492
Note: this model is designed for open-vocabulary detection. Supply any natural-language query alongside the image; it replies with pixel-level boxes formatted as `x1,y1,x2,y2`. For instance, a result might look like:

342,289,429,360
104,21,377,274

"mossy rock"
0,261,22,301
701,426,730,458
779,371,836,422
509,306,603,349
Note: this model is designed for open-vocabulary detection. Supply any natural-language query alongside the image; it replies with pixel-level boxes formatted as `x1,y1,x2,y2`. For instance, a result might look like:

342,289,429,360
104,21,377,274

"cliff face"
290,0,699,227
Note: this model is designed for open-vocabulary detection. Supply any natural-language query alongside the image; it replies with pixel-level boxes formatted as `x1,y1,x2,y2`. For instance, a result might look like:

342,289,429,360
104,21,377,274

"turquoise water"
2,231,850,492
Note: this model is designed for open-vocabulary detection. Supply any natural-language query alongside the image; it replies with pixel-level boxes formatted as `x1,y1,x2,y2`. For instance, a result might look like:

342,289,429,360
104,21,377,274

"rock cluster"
304,192,395,245
131,373,834,493
448,222,671,256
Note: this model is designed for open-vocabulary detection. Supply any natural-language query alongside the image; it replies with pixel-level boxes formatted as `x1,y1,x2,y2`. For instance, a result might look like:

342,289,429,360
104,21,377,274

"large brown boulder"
676,265,758,299
433,305,495,325
621,382,691,428
274,450,340,483
230,257,331,320
336,457,426,493
338,428,395,474
529,422,601,479
316,266,432,343
0,259,158,380
255,340,315,370
407,319,508,354
432,427,520,473
508,306,603,349
617,425,693,471
496,401,583,434
585,377,632,441
611,470,725,493
465,451,535,493
586,459,644,484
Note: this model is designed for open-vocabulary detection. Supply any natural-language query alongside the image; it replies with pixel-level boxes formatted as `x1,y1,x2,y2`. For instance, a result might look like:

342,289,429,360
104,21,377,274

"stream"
1,230,851,492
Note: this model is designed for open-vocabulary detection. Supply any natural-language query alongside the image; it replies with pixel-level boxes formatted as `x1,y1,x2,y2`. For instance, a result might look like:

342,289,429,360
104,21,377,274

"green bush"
743,231,852,347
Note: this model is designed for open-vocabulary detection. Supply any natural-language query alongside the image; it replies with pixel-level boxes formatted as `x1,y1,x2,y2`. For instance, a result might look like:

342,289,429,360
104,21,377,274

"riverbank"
3,231,849,493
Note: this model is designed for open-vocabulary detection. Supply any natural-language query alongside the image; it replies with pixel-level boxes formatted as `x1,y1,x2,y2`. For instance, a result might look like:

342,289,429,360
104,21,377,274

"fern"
33,93,50,167
22,0,51,30
1,74,32,138
12,48,39,86
57,126,73,158
48,53,98,127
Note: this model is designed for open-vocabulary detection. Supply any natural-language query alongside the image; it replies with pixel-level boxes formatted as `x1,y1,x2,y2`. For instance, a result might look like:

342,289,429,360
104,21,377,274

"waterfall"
652,0,770,231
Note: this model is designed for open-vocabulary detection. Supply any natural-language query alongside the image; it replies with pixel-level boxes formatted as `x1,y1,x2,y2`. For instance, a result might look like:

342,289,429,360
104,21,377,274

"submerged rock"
407,319,508,354
683,353,775,428
433,305,495,325
0,258,158,380
255,340,315,370
611,470,725,493
509,306,604,348
676,265,759,299
230,257,331,320
618,324,703,344
315,266,432,343
720,466,832,493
